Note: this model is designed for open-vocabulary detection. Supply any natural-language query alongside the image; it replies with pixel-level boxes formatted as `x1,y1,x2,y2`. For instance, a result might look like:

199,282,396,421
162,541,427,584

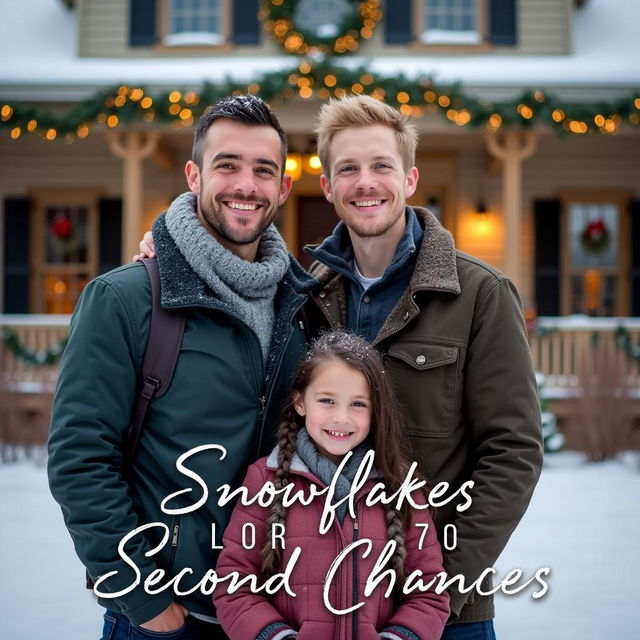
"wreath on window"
262,0,381,57
580,219,610,254
50,213,85,259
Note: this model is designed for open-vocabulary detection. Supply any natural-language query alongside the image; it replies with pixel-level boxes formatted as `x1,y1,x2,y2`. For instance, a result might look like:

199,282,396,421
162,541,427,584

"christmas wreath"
580,219,610,254
262,0,381,57
49,213,86,260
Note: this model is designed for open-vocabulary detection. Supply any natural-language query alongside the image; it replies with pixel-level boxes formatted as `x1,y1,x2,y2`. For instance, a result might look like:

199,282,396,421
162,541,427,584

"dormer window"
385,0,516,48
130,0,259,49
163,0,225,46
418,0,482,45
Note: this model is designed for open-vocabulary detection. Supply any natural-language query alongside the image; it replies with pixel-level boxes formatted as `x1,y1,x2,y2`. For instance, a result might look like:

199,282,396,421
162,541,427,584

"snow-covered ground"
1,451,638,639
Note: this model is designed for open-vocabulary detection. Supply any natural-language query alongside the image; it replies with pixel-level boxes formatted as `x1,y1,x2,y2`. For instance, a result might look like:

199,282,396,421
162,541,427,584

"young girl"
213,331,450,640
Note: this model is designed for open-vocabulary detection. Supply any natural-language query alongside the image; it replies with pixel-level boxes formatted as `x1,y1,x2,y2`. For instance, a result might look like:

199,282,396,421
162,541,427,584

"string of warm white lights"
2,61,638,142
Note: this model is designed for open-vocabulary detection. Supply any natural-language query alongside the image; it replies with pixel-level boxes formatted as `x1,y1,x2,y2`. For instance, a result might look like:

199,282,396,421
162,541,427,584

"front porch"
0,315,67,456
2,314,639,455
531,316,640,398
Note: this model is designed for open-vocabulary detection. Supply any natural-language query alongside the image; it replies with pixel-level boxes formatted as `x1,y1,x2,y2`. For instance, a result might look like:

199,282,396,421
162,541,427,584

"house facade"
1,0,639,320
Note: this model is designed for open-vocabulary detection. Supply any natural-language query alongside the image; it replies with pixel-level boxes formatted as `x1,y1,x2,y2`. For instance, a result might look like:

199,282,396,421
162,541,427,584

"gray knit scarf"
296,427,372,524
164,192,290,359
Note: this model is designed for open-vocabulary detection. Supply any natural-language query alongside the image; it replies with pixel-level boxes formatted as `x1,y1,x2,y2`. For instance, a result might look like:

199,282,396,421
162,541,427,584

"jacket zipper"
352,514,359,640
259,394,266,416
169,518,180,568
283,467,371,639
256,303,306,456
237,325,265,457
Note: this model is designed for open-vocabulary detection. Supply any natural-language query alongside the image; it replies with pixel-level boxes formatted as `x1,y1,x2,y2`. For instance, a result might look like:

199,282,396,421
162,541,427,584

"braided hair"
261,330,425,583
260,411,298,576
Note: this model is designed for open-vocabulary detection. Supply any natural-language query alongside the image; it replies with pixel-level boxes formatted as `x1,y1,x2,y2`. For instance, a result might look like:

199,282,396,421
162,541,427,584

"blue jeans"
101,610,229,640
441,620,496,640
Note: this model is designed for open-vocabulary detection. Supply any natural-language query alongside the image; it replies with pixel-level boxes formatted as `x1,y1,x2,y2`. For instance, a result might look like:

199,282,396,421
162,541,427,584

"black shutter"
385,0,413,44
130,0,157,47
489,0,517,45
3,197,31,313
233,0,259,44
534,199,561,316
98,199,123,276
630,199,640,317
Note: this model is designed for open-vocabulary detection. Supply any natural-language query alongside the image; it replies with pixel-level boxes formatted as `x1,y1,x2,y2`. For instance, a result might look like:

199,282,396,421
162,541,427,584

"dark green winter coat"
305,207,543,624
47,217,315,626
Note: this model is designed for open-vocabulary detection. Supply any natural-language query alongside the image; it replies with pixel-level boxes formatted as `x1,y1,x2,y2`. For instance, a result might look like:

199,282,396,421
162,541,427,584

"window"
561,193,630,317
30,189,100,314
163,0,226,46
417,0,483,45
292,0,352,38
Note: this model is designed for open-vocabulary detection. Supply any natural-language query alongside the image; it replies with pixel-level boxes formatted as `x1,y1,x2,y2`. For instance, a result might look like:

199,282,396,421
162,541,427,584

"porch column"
107,130,160,262
484,131,538,291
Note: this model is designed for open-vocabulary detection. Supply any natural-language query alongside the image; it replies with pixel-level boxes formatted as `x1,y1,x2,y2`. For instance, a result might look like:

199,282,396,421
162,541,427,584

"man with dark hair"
48,95,315,640
191,94,288,174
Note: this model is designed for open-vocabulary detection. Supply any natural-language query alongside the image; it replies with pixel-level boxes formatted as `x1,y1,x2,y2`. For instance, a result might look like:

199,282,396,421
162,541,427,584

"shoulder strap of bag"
124,257,186,467
87,258,185,588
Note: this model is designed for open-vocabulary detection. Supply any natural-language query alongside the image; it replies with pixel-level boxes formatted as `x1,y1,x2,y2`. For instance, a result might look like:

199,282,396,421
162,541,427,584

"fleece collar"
304,207,423,289
309,206,460,296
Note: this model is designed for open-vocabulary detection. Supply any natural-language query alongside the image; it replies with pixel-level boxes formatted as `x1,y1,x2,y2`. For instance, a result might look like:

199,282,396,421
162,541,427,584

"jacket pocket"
385,342,459,438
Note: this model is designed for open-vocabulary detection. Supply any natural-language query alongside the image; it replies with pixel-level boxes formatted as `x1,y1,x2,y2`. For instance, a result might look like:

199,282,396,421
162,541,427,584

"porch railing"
530,316,640,396
2,314,639,395
0,314,70,393
1,315,71,453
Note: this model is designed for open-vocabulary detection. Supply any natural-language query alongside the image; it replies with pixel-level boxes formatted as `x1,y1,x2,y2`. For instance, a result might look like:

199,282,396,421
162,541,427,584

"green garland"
534,326,558,338
1,60,639,140
1,328,67,366
614,325,640,369
535,325,639,369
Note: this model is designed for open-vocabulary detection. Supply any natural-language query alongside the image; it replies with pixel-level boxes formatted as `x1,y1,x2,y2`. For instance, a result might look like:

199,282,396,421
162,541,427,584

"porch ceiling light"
285,154,302,181
303,154,323,175
475,199,488,220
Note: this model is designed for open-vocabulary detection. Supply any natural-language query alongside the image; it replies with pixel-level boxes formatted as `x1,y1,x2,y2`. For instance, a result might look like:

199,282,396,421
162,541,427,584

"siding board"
76,0,572,58
517,0,571,54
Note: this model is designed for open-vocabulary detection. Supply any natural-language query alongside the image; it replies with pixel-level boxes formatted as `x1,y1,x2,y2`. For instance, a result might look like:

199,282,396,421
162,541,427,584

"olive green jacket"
306,207,543,623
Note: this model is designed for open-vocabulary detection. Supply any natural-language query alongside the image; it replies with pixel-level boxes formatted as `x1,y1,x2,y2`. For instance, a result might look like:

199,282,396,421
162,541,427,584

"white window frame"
161,0,228,47
416,0,485,46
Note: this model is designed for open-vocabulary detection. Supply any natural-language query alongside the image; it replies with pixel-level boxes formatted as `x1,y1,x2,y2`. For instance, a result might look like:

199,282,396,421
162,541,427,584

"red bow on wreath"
580,218,610,254
584,220,606,241
51,214,72,239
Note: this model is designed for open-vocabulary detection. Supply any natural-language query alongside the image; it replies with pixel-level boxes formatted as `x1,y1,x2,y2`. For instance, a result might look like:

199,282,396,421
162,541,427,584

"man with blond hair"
136,94,543,639
303,94,543,639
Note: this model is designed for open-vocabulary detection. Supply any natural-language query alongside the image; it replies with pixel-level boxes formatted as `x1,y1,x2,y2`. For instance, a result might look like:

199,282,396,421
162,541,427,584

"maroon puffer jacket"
213,451,450,640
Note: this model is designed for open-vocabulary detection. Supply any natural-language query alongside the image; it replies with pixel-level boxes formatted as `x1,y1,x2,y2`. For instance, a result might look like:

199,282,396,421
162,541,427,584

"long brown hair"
261,330,417,583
